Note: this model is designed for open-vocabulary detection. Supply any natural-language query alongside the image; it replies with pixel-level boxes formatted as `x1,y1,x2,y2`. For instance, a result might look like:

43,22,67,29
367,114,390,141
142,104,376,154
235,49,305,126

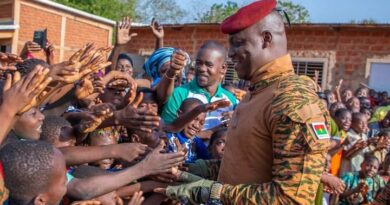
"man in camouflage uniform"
157,0,330,204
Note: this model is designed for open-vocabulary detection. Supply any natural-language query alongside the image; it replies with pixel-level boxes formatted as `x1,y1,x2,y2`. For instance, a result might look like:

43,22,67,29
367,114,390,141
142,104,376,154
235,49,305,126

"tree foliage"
277,0,310,23
198,0,310,23
53,0,137,20
198,1,239,23
136,0,185,24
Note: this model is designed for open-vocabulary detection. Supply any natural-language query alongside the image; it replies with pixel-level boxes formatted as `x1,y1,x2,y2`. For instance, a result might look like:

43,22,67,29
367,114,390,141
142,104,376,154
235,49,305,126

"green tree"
136,0,185,24
197,0,310,23
277,0,310,23
53,0,137,20
198,1,239,23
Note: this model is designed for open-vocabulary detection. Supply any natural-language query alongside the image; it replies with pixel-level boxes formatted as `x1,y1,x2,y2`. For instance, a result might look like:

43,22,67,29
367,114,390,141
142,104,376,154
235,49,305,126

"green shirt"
161,80,238,130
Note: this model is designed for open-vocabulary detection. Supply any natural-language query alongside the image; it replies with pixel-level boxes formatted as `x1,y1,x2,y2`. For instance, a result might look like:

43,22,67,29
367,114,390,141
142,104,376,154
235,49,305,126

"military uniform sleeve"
220,76,330,205
188,159,221,181
161,86,188,124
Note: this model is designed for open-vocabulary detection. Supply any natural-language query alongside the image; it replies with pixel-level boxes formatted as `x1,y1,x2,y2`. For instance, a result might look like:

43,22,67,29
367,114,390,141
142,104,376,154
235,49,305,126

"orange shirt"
330,130,347,176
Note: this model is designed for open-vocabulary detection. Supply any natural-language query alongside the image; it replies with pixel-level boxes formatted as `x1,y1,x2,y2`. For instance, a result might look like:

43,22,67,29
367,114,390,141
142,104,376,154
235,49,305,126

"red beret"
220,0,276,34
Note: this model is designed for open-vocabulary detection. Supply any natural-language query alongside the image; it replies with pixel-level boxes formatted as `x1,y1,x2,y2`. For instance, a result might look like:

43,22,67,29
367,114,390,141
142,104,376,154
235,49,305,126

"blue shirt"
166,132,210,163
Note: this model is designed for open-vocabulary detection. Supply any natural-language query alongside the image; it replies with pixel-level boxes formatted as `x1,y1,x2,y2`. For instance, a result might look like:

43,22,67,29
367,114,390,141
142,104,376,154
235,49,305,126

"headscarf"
143,47,190,87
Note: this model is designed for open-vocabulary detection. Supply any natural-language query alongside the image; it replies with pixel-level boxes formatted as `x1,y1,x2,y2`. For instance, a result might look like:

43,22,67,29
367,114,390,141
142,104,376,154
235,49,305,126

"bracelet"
164,71,177,80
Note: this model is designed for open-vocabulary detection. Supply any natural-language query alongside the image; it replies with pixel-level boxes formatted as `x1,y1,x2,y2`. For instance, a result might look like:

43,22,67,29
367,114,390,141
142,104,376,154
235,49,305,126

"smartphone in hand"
33,29,47,49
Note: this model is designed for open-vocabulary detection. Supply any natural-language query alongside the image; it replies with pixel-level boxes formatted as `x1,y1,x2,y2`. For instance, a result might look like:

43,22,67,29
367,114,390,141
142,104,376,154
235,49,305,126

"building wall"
127,24,390,90
0,1,13,19
14,0,113,62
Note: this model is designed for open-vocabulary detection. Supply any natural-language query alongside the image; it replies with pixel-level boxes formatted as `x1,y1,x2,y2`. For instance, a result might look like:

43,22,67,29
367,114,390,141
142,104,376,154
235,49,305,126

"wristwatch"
210,182,223,200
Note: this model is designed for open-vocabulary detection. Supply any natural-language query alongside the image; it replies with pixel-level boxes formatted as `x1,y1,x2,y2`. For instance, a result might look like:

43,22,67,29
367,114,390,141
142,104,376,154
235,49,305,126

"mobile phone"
33,29,47,49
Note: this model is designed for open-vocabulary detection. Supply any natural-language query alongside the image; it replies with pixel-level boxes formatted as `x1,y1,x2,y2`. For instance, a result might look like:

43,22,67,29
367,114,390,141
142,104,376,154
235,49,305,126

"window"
366,59,390,93
223,57,328,89
223,60,239,84
292,58,327,89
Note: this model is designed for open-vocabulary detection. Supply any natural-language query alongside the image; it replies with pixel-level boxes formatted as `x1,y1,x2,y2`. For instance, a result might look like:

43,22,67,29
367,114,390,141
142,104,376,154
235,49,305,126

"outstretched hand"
198,100,231,113
2,65,52,114
117,16,138,45
114,92,161,132
77,103,115,133
0,52,23,71
150,18,164,39
140,141,185,175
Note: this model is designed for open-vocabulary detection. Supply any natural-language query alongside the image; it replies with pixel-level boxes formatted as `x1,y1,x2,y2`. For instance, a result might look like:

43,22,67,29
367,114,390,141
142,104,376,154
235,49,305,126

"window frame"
291,57,329,90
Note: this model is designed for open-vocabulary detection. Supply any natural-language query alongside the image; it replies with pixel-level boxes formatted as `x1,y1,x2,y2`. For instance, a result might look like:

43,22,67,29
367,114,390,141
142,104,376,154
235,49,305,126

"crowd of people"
0,0,389,205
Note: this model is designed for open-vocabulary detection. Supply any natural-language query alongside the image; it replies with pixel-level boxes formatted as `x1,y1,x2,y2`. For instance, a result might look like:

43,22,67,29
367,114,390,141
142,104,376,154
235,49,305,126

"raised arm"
150,18,164,50
155,49,187,105
110,16,137,72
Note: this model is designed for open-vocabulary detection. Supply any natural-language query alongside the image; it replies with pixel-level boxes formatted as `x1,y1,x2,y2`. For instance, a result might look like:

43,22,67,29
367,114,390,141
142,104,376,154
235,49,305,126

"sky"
177,0,390,23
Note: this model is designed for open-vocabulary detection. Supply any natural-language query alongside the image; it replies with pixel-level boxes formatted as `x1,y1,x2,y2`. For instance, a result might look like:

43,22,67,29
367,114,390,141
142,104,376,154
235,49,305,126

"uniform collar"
249,54,294,92
190,79,224,98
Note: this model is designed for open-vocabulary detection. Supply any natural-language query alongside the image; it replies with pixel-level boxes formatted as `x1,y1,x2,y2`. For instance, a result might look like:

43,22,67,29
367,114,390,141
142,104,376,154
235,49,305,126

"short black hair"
40,115,72,144
15,58,49,77
0,141,55,204
334,108,351,118
179,98,203,113
363,154,379,165
198,40,227,61
209,128,227,149
352,112,367,123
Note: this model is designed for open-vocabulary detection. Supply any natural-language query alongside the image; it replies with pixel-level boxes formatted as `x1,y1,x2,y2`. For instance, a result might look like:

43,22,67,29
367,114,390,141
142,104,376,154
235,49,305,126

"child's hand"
354,139,368,149
355,181,368,194
128,191,144,205
0,52,22,70
77,103,114,133
198,100,231,113
114,143,149,163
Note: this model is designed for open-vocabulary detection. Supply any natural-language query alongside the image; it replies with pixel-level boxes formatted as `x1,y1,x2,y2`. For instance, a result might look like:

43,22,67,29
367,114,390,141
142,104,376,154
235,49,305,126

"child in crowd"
329,108,352,176
340,112,370,176
0,141,68,205
166,98,210,163
346,97,361,113
40,115,76,148
208,128,227,160
355,87,369,98
88,128,119,170
340,155,386,204
360,107,373,121
342,89,354,104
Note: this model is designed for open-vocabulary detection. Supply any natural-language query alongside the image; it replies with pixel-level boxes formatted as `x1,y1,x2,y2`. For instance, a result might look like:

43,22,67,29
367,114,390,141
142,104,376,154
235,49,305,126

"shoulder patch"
311,122,330,139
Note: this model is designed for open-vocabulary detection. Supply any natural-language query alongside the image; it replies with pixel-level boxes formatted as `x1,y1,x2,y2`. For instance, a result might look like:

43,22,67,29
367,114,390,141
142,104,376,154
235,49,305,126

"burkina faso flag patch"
311,122,330,139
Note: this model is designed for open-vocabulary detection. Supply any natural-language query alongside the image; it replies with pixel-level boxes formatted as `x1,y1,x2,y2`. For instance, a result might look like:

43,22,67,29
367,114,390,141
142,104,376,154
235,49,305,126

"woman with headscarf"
143,47,190,87
143,47,190,105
